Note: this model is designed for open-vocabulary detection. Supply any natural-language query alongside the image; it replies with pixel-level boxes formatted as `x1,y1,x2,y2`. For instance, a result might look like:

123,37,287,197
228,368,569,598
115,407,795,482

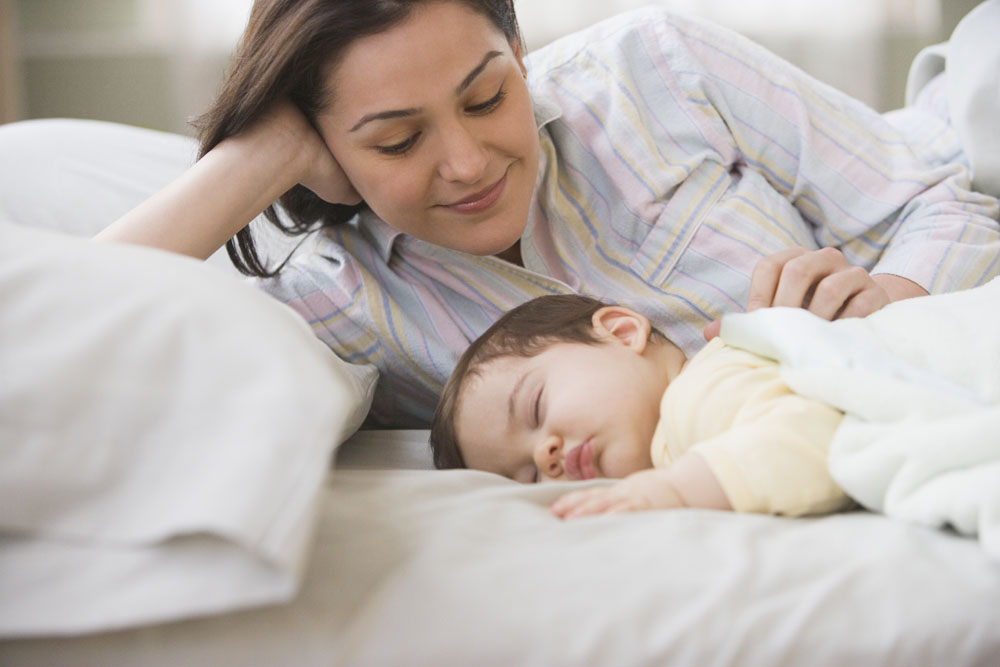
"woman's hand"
247,100,361,205
703,247,928,340
745,247,891,318
97,100,361,258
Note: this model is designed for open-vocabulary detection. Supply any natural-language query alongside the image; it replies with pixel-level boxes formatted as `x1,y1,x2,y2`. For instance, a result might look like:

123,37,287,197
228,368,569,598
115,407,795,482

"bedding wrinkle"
4,430,1000,663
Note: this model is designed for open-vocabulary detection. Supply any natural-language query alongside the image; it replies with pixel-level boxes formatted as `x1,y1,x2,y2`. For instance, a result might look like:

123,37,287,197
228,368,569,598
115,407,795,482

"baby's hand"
549,469,685,519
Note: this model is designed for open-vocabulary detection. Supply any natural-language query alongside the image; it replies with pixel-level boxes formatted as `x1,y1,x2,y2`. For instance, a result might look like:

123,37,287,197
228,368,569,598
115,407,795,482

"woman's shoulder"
525,7,674,72
526,6,780,89
523,6,763,114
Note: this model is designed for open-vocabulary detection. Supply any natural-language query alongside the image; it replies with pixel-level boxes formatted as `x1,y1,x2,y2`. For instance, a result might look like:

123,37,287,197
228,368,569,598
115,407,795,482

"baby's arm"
549,453,732,519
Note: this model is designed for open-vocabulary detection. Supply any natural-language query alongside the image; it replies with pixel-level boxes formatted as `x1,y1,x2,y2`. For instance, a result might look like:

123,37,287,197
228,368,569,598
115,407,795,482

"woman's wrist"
97,123,305,259
231,100,360,205
871,273,929,302
222,105,317,191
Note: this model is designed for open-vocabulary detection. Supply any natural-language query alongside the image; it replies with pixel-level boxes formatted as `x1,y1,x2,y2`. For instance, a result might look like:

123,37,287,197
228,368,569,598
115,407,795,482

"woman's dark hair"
194,0,523,276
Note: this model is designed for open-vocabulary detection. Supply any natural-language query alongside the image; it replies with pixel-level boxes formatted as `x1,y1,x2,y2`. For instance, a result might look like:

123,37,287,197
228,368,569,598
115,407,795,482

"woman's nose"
436,121,488,184
534,435,564,480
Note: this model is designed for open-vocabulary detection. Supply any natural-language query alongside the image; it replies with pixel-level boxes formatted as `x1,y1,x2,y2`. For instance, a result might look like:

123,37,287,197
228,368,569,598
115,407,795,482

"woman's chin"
483,238,522,259
450,233,523,258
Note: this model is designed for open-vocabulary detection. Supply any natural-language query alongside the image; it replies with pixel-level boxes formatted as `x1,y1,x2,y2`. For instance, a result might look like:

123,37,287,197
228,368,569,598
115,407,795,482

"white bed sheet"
3,429,999,667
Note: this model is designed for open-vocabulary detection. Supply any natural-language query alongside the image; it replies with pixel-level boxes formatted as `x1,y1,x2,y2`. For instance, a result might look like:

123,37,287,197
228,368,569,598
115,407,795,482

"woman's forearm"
94,100,335,260
95,131,304,260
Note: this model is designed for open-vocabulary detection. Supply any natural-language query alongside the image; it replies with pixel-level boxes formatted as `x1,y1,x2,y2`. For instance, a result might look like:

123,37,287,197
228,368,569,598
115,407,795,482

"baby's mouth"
564,440,596,480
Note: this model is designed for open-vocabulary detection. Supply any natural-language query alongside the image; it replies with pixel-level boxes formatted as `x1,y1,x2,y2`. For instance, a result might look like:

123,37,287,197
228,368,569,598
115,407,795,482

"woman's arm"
96,102,358,259
704,251,929,340
660,13,1000,318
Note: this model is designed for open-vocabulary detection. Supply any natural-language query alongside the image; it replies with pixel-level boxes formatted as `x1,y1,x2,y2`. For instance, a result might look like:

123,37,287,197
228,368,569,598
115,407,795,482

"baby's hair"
430,294,665,469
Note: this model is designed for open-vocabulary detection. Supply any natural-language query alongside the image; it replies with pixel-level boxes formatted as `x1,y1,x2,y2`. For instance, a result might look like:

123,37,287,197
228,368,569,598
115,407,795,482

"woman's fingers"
746,247,889,321
835,284,891,319
703,318,722,341
262,100,361,205
769,247,848,309
808,265,888,319
302,144,362,205
746,247,809,312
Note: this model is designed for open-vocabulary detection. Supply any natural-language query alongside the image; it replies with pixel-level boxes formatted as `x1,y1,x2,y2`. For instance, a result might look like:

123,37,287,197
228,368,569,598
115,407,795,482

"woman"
98,0,1000,427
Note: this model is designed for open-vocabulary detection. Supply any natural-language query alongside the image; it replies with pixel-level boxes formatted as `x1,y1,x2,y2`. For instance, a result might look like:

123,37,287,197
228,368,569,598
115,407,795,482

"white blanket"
720,278,1000,559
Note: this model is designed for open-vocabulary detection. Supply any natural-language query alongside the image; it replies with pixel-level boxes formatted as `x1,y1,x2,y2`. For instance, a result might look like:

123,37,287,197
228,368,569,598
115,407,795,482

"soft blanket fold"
720,277,1000,559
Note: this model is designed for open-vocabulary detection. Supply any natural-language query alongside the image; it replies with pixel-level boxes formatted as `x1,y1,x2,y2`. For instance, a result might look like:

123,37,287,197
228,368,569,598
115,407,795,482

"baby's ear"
592,306,651,352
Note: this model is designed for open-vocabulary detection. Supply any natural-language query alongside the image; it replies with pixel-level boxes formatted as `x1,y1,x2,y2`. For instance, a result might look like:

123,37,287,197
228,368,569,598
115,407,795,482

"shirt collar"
357,209,400,263
361,92,564,263
531,88,563,130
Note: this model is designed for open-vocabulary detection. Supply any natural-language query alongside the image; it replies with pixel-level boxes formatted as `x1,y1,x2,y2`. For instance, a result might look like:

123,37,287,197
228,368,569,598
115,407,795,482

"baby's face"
454,340,665,483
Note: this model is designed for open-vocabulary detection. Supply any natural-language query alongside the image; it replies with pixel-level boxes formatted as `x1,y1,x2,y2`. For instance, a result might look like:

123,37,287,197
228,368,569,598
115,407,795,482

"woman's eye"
466,87,506,115
376,133,420,156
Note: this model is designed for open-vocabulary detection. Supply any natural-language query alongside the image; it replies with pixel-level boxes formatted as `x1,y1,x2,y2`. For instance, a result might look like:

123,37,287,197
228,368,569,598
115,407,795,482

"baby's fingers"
550,489,610,518
550,488,629,519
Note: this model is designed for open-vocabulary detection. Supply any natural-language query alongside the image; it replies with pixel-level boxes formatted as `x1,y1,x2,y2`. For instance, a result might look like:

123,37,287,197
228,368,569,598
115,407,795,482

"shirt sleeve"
653,339,849,516
650,10,1000,293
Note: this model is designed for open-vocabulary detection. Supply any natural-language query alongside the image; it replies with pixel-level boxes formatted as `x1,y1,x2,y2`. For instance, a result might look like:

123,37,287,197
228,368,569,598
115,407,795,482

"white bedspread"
4,430,1000,666
721,278,1000,559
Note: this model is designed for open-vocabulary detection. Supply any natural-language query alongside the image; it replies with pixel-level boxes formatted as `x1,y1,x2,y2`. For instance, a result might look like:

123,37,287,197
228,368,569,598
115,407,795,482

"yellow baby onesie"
651,338,850,516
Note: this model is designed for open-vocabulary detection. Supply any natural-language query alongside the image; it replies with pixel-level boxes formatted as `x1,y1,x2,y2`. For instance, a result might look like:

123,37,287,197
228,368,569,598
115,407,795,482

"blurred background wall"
0,0,984,135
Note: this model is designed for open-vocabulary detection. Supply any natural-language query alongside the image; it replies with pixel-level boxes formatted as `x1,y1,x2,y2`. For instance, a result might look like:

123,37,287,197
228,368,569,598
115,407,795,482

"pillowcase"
0,119,197,239
0,222,378,637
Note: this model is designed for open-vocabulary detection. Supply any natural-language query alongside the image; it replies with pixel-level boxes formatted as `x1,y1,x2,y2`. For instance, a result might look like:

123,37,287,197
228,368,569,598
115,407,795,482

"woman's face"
317,1,540,256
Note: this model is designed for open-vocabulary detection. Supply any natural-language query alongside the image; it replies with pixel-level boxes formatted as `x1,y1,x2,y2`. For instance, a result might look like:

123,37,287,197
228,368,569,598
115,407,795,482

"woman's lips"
564,440,596,481
443,172,507,214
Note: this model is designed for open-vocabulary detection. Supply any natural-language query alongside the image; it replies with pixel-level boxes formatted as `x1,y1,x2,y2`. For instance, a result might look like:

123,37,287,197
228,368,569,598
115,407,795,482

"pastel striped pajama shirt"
259,7,1000,427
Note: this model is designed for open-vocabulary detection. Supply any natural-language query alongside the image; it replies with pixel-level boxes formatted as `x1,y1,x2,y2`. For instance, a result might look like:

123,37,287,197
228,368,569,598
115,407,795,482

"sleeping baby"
429,285,1000,557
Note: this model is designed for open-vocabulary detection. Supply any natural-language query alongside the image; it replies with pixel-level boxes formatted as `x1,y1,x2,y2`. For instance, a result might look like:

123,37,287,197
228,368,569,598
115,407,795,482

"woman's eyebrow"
349,50,504,132
456,50,503,95
350,107,420,132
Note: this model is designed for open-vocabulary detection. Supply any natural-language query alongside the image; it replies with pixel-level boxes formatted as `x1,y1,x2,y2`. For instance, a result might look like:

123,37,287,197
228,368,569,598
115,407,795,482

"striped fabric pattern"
259,7,1000,428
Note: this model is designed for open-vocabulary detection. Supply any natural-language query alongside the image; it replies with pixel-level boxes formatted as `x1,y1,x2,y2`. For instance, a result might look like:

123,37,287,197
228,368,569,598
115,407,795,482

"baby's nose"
535,436,564,479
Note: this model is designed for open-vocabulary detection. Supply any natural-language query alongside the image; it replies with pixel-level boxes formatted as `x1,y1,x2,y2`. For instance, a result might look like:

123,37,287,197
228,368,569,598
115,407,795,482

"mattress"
3,429,999,667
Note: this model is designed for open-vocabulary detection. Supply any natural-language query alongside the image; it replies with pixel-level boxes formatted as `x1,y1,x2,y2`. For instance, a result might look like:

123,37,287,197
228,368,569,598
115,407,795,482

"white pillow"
0,119,197,239
0,118,240,271
0,222,378,637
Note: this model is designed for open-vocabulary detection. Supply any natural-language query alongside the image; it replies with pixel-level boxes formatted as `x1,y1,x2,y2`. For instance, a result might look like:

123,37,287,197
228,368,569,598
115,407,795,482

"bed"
3,424,1000,665
3,9,1000,665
